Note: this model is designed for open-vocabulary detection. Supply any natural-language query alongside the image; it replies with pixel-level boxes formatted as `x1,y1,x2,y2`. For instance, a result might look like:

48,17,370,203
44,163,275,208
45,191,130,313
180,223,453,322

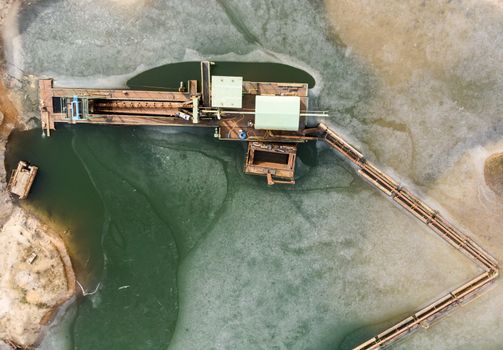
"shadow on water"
127,61,316,91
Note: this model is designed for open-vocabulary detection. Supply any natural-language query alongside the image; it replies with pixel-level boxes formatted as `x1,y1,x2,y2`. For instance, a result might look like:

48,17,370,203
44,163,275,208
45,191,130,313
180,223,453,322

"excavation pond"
6,123,478,349
5,0,503,348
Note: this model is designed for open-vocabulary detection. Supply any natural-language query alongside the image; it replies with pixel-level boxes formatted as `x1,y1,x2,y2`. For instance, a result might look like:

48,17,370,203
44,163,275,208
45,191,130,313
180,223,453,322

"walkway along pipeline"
316,123,499,350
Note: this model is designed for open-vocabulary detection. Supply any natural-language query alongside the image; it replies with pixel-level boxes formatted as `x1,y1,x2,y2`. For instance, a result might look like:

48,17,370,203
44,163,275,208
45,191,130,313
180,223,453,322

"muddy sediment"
322,2,503,348
323,0,503,185
324,0,502,87
0,71,20,222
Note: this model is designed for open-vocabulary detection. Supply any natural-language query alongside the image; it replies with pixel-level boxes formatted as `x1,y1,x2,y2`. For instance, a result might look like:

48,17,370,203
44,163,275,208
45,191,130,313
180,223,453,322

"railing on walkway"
317,123,499,350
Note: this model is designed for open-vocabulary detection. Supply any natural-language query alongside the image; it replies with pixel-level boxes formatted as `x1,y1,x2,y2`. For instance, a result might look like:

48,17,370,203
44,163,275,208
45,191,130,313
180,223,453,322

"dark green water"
4,63,434,349
5,129,105,284
127,61,315,91
6,125,337,349
7,123,368,350
4,62,327,349
5,125,466,350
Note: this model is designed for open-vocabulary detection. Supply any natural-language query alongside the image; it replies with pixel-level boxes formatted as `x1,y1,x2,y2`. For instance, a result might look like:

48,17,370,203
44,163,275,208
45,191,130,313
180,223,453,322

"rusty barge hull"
39,79,310,142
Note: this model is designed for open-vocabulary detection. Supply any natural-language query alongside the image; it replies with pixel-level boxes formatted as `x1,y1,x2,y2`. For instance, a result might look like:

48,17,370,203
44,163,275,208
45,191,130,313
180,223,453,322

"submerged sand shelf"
0,208,75,348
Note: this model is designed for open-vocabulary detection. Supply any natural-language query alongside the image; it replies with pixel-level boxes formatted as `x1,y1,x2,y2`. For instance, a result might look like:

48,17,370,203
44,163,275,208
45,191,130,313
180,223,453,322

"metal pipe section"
316,122,499,350
203,110,329,117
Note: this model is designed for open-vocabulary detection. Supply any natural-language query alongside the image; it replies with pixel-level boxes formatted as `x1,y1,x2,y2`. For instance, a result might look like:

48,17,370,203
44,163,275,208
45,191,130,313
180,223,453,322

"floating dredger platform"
38,61,499,350
39,61,325,184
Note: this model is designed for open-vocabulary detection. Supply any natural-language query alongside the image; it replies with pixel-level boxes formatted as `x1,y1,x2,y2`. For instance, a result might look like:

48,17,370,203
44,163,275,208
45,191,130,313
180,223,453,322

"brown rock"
484,152,503,196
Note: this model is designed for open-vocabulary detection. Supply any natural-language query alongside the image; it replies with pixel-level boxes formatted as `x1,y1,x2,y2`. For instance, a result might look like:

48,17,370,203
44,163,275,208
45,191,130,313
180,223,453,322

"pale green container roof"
211,76,243,108
254,95,300,131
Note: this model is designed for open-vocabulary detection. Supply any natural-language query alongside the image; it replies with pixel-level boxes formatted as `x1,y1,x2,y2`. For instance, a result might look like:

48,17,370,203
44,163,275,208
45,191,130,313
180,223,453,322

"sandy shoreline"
0,208,76,348
0,75,77,350
0,2,77,348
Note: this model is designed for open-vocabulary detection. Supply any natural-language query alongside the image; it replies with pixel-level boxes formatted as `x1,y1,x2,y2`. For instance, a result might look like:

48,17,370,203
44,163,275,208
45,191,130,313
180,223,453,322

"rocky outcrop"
485,153,503,196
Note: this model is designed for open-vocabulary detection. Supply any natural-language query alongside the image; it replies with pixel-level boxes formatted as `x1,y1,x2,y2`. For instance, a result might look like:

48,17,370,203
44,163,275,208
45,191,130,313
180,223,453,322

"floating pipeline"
317,122,498,350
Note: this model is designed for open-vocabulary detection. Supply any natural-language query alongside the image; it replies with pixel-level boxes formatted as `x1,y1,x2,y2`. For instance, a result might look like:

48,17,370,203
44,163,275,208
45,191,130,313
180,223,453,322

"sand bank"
0,3,76,348
0,208,76,348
